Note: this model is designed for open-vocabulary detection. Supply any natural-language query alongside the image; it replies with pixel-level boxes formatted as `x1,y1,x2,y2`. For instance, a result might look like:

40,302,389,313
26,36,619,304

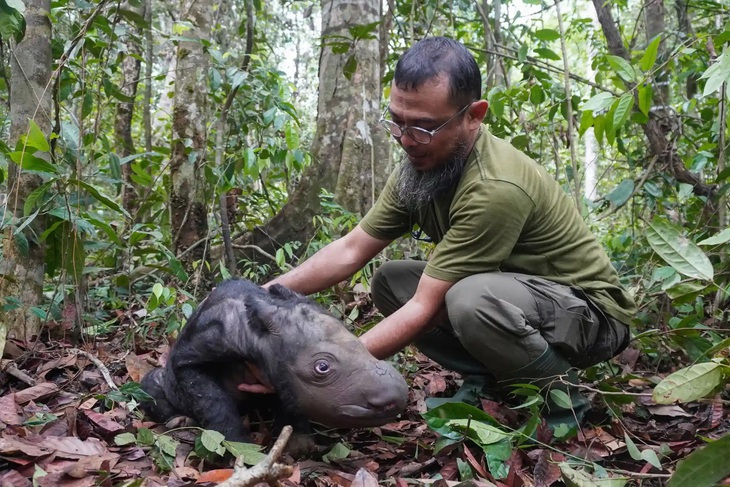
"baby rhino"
140,279,408,441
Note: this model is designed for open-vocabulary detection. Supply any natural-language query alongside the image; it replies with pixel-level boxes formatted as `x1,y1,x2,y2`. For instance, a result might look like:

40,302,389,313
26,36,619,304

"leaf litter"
0,331,728,486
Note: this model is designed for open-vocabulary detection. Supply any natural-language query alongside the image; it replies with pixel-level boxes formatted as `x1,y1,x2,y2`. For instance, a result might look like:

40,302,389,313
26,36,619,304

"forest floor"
0,309,729,487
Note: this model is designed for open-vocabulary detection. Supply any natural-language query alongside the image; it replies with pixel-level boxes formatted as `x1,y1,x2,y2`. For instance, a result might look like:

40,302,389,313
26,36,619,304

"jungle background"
1,0,730,485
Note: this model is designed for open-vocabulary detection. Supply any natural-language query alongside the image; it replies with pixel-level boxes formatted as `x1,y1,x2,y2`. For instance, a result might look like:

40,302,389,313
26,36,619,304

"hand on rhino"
139,279,408,443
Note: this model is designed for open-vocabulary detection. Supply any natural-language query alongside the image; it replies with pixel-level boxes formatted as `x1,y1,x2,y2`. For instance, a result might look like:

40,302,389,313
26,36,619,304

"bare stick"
0,359,36,386
218,425,294,487
70,349,118,391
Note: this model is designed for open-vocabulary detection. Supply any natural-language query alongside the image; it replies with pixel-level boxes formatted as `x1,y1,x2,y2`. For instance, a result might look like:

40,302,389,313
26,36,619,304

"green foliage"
668,433,730,487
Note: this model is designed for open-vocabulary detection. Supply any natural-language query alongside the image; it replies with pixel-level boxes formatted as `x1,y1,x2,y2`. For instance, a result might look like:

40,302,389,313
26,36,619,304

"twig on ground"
0,359,36,386
218,425,294,487
70,349,118,391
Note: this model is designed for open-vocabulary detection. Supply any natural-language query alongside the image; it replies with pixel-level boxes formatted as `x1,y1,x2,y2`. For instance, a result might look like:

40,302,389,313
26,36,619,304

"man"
264,37,636,425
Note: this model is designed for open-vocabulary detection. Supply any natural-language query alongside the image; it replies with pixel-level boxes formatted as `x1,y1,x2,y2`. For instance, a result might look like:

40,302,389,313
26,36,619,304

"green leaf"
534,47,561,61
136,428,155,446
646,218,714,280
638,84,653,115
5,0,25,14
68,179,130,218
624,433,642,461
285,126,299,150
0,6,25,42
668,434,730,487
534,28,560,41
156,435,179,457
322,442,350,463
86,215,123,247
700,50,730,98
612,94,634,130
698,227,730,245
604,179,634,207
665,281,708,301
560,463,629,487
23,181,52,216
224,441,266,466
10,151,58,174
549,389,572,409
640,36,662,71
652,362,723,404
583,92,615,113
343,54,357,80
641,449,662,469
607,55,636,82
200,429,225,453
26,120,50,152
447,419,511,445
115,432,137,446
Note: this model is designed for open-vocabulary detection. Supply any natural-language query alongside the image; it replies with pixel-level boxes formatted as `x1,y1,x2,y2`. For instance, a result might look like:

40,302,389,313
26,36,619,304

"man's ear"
467,100,489,128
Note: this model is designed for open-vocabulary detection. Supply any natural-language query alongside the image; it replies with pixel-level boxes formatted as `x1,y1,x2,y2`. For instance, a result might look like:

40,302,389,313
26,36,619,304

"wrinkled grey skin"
140,279,408,442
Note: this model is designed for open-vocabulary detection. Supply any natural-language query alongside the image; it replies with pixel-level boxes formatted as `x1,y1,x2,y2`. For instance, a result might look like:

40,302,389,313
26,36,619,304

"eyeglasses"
378,103,472,145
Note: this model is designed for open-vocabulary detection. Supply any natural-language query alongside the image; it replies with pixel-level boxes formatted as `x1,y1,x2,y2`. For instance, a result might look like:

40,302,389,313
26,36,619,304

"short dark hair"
393,37,481,109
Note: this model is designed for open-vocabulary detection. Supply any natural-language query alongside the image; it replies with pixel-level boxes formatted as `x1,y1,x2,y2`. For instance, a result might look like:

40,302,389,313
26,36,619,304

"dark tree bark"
0,0,53,340
169,0,212,284
591,0,714,199
115,1,145,216
240,0,388,260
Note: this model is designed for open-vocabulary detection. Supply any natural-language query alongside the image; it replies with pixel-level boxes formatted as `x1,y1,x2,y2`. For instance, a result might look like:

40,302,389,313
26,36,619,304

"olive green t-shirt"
360,126,636,324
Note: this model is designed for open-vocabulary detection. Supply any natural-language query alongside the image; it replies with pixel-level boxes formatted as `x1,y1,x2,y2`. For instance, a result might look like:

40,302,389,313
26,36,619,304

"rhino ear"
267,284,300,301
250,299,282,335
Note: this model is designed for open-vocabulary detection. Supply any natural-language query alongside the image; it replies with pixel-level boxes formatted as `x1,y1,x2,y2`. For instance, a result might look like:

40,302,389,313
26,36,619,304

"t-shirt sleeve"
425,180,535,281
360,169,412,241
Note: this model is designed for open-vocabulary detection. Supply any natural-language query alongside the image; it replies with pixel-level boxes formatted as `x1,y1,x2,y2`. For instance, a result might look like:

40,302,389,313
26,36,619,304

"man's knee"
372,260,425,317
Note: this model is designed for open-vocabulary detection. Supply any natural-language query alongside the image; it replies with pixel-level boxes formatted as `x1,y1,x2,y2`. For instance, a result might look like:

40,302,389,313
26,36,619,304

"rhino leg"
173,365,249,442
140,368,178,422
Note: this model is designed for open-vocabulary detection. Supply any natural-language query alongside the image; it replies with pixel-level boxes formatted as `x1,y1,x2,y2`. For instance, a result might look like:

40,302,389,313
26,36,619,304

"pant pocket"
513,276,600,367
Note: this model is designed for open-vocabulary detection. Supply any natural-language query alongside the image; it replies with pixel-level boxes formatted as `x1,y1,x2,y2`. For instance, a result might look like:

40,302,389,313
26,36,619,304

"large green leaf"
646,218,714,281
668,433,730,487
612,94,634,130
583,93,615,113
68,179,130,218
698,228,730,246
638,84,653,115
26,120,50,152
607,55,636,82
534,28,560,41
605,179,634,207
652,362,724,404
446,419,511,445
640,36,662,71
560,463,628,487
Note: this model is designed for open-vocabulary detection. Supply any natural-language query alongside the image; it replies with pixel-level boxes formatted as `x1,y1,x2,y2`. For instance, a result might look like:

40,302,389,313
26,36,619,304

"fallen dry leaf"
0,436,52,457
0,393,22,425
646,405,693,418
31,436,108,459
14,382,60,405
197,468,233,483
351,468,379,487
81,409,125,437
124,353,155,382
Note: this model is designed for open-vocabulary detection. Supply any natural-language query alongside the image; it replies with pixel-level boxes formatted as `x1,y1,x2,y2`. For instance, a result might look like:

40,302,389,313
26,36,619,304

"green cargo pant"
371,260,630,381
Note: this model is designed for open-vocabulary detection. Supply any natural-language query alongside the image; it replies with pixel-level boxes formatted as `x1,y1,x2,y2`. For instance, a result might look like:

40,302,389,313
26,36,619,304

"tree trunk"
244,0,387,259
115,1,144,216
645,0,669,109
591,0,714,199
0,0,53,341
169,0,211,282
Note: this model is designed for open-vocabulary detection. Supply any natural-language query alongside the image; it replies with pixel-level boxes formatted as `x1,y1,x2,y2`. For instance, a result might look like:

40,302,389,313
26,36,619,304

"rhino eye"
314,360,331,375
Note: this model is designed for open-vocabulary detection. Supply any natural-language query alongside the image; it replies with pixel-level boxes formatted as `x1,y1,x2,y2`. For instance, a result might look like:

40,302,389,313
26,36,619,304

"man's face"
387,76,471,172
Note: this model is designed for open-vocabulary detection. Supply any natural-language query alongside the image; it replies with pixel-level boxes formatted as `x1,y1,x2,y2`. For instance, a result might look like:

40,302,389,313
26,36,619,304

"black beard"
396,141,469,212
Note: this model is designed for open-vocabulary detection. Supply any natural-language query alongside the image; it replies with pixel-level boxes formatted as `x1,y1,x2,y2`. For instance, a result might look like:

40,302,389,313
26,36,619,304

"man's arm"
265,224,391,295
359,273,455,359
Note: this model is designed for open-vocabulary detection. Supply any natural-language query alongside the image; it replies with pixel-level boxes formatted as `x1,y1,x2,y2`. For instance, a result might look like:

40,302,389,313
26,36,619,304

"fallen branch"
218,425,294,487
70,349,118,392
0,359,36,386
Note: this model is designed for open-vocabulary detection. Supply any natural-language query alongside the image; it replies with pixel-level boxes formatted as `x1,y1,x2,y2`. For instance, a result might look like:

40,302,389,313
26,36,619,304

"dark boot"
500,347,589,431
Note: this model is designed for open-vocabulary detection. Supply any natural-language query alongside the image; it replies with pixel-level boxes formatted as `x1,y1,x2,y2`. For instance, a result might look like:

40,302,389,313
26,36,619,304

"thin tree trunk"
144,0,153,153
591,0,714,199
0,0,53,341
169,0,212,286
116,1,144,216
243,0,387,259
